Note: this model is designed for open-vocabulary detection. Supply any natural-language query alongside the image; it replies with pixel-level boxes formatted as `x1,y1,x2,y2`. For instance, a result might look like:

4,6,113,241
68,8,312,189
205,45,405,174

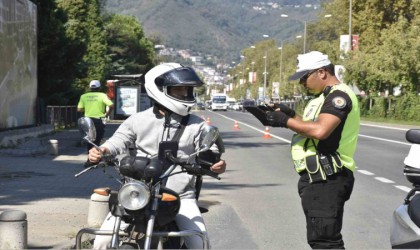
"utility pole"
263,50,267,101
349,0,353,52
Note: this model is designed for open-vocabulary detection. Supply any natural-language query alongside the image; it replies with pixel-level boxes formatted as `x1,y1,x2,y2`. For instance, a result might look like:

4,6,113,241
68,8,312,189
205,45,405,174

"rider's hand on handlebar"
210,159,226,174
88,147,108,164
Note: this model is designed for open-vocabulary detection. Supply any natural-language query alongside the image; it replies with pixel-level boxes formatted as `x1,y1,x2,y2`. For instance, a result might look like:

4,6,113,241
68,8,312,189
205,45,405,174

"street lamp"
278,45,283,94
261,35,271,101
251,61,255,84
263,50,267,102
281,14,332,53
349,0,353,51
277,37,296,98
240,55,245,84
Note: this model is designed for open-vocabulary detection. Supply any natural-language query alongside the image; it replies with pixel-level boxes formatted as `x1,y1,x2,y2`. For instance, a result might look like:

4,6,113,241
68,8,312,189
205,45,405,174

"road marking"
209,111,412,146
210,111,291,143
375,177,395,183
394,185,411,193
357,170,374,175
360,123,409,131
209,111,413,193
358,134,411,146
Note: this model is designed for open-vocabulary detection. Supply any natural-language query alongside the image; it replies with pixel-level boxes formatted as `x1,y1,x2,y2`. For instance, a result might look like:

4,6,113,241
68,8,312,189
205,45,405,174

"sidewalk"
0,122,121,249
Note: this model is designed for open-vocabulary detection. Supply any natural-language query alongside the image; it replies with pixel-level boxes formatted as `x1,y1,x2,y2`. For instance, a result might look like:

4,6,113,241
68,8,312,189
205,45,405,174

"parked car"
196,102,205,110
242,99,256,112
232,102,243,111
242,99,256,107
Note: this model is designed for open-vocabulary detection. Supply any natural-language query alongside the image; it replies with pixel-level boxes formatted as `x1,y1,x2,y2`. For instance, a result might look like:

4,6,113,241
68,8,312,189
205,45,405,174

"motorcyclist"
88,63,226,249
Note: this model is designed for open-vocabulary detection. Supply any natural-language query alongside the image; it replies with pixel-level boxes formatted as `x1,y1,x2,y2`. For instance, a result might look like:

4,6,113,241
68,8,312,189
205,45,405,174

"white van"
211,94,228,111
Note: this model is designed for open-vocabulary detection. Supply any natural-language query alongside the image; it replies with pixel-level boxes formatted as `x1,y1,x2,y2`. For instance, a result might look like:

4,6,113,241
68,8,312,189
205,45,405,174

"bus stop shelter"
106,74,152,120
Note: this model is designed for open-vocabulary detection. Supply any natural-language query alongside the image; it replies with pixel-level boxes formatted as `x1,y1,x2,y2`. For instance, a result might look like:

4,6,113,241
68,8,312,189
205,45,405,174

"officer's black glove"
273,103,296,118
266,111,290,128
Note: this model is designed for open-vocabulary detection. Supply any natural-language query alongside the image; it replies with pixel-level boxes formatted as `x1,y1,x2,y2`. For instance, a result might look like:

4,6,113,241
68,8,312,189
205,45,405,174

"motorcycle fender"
391,204,420,248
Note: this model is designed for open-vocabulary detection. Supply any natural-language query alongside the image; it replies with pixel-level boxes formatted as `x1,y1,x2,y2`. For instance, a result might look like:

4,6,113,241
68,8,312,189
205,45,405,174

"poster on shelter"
116,87,138,116
0,0,37,129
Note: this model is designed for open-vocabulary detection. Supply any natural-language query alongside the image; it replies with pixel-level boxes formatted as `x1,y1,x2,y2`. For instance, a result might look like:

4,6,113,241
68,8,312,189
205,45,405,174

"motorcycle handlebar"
74,155,118,178
165,152,220,180
182,164,221,180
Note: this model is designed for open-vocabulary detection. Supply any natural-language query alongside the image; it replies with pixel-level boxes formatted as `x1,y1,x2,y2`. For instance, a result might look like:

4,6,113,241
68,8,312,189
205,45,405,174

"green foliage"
359,95,420,121
37,0,419,126
104,14,155,77
389,93,420,121
57,0,109,90
37,0,155,105
368,97,387,118
37,0,82,105
227,0,419,125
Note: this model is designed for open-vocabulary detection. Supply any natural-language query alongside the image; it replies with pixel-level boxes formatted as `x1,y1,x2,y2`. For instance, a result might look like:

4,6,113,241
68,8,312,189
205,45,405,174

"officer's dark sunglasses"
299,69,319,84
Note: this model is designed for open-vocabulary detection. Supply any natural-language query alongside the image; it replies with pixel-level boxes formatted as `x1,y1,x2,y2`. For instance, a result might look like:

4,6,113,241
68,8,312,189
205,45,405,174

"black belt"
299,167,349,177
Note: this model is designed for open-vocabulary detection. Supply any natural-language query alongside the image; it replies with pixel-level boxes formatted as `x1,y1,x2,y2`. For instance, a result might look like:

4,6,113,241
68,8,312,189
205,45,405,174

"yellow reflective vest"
77,92,113,118
291,83,360,173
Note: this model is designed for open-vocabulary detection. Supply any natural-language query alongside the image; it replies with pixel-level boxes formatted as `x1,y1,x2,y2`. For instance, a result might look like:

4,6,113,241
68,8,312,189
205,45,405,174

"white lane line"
394,185,411,193
375,177,395,183
360,123,409,131
210,111,412,192
357,170,375,176
209,111,412,146
210,111,291,143
358,134,411,146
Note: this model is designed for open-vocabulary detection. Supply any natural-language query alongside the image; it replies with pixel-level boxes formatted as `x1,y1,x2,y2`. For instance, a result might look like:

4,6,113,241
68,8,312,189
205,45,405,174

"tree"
306,0,420,95
37,0,82,105
57,0,109,90
104,14,155,77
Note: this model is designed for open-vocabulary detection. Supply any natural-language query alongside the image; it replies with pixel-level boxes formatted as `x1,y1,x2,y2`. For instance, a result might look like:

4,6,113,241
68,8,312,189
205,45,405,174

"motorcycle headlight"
118,181,150,210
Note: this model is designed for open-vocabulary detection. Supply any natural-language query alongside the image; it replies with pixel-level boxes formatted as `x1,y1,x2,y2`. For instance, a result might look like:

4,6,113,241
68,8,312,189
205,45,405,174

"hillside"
105,0,322,62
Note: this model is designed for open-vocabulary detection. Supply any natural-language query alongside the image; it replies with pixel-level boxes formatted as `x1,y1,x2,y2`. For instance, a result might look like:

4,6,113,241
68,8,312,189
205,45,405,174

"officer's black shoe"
84,161,95,168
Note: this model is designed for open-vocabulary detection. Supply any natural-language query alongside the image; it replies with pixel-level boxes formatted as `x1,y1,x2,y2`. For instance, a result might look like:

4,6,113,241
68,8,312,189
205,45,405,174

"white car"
232,102,243,111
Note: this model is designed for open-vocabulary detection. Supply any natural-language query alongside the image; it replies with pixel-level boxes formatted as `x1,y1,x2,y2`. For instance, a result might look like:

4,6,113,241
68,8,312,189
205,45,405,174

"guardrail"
46,106,78,130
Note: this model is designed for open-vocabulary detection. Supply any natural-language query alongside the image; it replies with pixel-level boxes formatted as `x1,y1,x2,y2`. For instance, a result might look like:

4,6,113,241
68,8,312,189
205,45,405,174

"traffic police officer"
77,80,114,167
265,51,360,249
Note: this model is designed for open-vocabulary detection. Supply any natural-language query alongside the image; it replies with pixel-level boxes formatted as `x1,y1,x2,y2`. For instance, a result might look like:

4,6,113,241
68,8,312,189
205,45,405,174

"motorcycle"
390,129,420,248
74,117,224,249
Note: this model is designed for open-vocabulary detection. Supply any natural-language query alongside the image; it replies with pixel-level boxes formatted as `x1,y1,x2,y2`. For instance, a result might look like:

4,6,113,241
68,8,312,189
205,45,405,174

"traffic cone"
206,117,211,125
233,120,240,130
263,126,271,139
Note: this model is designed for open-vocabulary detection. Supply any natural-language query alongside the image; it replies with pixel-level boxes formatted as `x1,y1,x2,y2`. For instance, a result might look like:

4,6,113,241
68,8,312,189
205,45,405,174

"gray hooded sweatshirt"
101,106,208,199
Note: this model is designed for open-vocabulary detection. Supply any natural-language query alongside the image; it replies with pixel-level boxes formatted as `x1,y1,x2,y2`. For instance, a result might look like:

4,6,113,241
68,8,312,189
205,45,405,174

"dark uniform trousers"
87,118,105,152
298,167,354,249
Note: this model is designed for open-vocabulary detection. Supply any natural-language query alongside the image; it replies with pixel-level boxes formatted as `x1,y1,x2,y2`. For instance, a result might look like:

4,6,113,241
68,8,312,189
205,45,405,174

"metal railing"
46,106,78,130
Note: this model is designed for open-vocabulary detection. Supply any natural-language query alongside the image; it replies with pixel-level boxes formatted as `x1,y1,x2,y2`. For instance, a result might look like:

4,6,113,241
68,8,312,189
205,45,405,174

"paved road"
0,123,121,249
0,112,419,249
200,110,420,249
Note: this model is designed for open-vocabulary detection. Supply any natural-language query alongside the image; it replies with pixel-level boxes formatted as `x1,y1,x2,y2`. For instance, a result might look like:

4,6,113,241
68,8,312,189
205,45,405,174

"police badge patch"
332,97,346,109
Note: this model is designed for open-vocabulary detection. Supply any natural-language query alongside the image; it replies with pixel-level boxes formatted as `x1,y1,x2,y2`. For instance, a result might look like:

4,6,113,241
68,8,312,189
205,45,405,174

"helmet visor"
155,67,204,87
166,86,195,102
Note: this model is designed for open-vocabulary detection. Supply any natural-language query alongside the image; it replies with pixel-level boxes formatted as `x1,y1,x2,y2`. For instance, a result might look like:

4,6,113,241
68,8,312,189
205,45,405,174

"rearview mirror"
198,125,219,152
78,117,96,141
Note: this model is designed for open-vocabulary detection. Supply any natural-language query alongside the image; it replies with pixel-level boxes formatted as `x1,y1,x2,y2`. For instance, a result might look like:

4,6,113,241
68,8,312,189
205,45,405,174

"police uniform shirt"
317,90,353,154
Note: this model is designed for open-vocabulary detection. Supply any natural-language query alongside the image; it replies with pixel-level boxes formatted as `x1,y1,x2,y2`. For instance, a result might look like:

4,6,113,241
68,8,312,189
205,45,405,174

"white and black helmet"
144,63,204,116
